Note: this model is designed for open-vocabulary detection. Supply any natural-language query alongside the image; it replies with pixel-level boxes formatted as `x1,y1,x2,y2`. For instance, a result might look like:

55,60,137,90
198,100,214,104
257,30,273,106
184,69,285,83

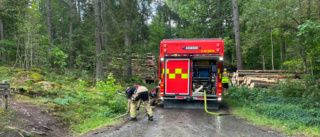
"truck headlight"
218,97,222,101
219,57,223,61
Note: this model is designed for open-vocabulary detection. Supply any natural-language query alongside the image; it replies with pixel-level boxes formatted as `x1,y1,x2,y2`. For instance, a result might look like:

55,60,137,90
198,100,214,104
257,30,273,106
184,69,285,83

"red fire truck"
158,39,224,109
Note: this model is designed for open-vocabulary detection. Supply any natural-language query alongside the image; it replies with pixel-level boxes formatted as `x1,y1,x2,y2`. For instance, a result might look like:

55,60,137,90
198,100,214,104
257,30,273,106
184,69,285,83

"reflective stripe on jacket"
221,72,229,84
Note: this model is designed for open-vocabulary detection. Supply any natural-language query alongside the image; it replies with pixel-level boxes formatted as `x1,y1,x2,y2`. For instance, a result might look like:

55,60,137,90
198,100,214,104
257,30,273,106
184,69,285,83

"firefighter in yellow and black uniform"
126,85,153,121
221,68,230,96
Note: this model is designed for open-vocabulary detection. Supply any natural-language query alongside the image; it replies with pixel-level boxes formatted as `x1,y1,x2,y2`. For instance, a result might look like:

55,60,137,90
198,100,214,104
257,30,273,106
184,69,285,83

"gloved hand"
136,107,140,111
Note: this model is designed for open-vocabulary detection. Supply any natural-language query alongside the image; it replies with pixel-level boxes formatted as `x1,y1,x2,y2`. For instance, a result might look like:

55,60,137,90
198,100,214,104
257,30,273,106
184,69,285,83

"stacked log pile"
112,53,156,83
230,70,303,89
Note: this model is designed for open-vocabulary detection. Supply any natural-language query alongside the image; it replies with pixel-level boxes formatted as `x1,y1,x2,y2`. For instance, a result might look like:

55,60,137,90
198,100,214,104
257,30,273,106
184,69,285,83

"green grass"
0,67,128,135
226,98,320,136
0,67,159,135
226,85,320,137
0,109,16,126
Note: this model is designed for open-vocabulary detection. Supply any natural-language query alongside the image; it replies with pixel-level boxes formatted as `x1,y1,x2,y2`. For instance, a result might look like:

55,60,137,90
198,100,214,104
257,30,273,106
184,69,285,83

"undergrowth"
226,77,320,136
0,67,132,135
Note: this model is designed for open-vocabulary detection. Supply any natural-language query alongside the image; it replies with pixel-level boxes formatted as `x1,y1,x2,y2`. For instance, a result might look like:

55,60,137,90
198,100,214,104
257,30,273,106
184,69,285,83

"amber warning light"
183,46,199,50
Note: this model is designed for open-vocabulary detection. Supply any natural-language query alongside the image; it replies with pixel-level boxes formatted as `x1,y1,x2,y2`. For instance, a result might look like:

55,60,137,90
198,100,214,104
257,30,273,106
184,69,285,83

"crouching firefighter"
221,68,230,96
149,85,160,106
126,85,153,121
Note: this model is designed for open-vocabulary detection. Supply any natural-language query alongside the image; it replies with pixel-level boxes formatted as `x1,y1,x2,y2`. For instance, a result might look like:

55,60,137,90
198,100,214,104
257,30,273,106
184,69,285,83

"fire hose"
204,90,229,116
113,99,142,119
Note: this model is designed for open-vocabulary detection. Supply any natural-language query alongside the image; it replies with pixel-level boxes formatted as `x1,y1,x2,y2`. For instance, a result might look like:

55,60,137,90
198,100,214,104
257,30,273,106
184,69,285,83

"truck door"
165,58,190,95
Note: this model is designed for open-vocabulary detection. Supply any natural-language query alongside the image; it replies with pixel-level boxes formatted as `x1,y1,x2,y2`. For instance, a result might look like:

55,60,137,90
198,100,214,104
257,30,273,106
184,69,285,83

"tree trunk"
284,39,287,61
101,1,108,48
47,0,54,45
0,0,4,62
69,0,73,69
95,0,103,80
306,0,311,20
280,32,283,62
271,28,274,70
125,19,132,81
88,0,91,12
78,0,81,25
0,19,5,62
319,0,320,19
302,54,307,72
263,53,265,70
232,0,243,70
310,59,313,76
101,1,108,73
219,0,223,36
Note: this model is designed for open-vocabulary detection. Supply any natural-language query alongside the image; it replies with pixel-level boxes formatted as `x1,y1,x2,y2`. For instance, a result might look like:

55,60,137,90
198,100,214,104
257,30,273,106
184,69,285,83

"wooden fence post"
1,80,9,111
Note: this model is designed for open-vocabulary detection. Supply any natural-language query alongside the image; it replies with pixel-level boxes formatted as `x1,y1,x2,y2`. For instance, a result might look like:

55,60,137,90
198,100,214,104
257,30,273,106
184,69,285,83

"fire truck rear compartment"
163,58,221,109
192,59,219,95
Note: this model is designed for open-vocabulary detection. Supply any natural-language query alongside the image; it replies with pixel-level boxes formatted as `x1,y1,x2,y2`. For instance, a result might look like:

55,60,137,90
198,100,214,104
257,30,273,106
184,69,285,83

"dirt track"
0,97,68,137
82,106,283,137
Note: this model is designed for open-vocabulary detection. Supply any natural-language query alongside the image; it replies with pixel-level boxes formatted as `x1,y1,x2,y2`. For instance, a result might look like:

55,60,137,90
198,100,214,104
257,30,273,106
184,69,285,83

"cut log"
250,82,277,89
246,78,281,86
237,72,302,78
237,77,244,85
237,70,303,74
147,56,155,60
243,75,293,79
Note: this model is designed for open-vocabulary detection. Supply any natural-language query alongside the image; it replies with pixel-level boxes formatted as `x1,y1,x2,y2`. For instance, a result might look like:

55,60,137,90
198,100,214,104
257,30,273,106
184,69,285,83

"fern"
53,95,77,105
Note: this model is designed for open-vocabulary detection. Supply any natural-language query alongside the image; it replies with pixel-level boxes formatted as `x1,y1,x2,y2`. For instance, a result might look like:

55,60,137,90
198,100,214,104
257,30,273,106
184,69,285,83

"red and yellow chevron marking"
163,68,188,79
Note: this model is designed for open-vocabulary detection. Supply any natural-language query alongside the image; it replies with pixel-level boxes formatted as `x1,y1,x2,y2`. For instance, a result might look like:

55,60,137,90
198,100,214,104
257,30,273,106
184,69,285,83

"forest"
1,0,320,136
1,0,320,79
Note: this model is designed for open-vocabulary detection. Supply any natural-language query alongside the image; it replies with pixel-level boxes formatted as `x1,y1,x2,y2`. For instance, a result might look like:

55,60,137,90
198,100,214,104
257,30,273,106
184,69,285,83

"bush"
96,73,126,117
227,83,320,131
272,75,320,98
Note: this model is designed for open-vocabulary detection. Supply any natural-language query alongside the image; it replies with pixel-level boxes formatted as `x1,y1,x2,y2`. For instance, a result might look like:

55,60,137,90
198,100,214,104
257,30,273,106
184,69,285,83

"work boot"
129,117,137,121
148,116,153,121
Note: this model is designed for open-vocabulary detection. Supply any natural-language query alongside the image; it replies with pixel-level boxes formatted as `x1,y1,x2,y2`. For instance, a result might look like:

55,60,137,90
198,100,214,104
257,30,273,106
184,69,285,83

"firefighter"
126,85,153,121
149,85,160,106
221,68,230,95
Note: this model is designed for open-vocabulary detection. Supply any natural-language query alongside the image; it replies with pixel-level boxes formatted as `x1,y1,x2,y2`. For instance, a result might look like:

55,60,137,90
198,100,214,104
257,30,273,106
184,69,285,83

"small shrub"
96,73,126,117
53,95,77,105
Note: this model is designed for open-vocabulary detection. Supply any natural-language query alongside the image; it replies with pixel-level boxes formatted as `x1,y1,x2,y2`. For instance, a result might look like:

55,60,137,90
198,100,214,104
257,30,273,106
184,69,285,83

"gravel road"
82,105,283,137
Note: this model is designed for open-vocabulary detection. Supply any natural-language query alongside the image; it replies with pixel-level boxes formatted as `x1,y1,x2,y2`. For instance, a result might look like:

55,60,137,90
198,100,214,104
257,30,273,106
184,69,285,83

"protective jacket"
221,72,229,84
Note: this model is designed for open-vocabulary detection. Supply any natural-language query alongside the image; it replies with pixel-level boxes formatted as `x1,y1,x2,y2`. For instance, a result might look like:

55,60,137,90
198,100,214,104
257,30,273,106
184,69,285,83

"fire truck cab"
159,39,224,109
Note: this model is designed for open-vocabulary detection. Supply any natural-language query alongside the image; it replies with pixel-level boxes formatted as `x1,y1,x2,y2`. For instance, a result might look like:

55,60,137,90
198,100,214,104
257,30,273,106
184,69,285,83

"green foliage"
270,75,320,98
13,71,43,82
283,59,304,71
0,109,16,126
131,75,144,85
0,66,128,134
96,73,126,117
227,77,320,136
53,95,78,106
297,20,320,74
49,47,68,69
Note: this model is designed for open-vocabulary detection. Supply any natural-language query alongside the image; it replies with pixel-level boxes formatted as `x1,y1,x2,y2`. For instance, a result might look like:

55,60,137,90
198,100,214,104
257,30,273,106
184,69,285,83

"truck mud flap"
163,99,219,110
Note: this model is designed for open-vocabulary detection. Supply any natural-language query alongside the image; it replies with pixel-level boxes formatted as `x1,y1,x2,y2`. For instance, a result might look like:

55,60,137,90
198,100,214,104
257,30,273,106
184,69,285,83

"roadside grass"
0,67,158,135
226,84,320,137
0,109,16,126
0,67,130,135
226,98,320,136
